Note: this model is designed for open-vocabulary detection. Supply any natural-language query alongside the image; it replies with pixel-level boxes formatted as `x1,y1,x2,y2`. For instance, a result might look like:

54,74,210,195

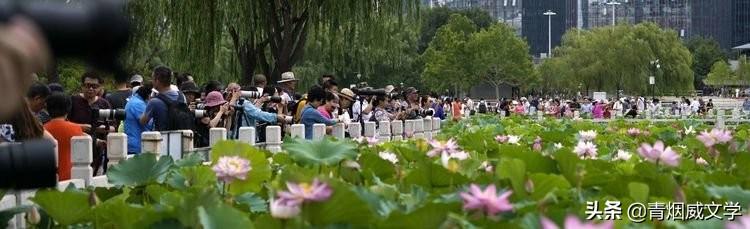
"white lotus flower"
696,157,708,166
614,150,632,161
573,141,598,159
578,130,597,141
378,151,399,165
684,126,695,135
553,143,563,150
507,135,521,145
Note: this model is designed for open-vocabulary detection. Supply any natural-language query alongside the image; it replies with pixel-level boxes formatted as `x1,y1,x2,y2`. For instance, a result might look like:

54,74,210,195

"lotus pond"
22,116,750,228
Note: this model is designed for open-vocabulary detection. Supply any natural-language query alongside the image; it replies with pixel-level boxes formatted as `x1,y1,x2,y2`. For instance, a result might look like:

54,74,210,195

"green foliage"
468,23,535,98
421,14,478,92
107,154,174,187
685,37,727,89
34,115,750,228
552,23,694,95
418,7,495,53
704,60,736,86
282,137,357,166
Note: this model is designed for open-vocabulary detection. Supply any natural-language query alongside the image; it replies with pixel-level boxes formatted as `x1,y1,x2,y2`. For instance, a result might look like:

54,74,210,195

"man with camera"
68,72,113,175
140,66,191,131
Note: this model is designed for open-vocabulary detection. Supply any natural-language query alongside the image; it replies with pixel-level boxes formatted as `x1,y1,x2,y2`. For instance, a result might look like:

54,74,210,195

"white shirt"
352,100,371,121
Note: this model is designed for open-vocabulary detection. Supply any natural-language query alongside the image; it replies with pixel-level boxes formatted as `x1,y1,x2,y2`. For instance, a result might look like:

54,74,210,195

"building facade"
521,0,569,57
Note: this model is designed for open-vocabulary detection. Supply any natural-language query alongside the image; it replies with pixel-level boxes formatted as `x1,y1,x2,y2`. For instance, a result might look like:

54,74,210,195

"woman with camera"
199,91,232,130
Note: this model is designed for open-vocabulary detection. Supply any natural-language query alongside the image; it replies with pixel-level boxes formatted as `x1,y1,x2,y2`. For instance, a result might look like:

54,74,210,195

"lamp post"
606,1,621,27
650,59,660,98
543,10,557,58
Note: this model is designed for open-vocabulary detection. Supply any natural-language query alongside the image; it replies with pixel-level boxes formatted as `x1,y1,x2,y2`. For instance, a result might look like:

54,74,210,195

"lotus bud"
27,206,40,225
88,191,100,206
525,179,535,193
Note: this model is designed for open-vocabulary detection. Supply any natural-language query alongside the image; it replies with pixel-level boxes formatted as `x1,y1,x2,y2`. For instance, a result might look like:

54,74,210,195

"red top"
44,118,84,181
317,106,332,119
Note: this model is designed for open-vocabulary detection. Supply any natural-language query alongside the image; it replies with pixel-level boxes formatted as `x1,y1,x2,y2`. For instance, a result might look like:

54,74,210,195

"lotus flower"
627,128,641,136
507,135,521,145
726,215,750,229
683,125,695,135
541,215,613,229
578,130,597,141
573,141,598,159
532,137,543,151
269,198,301,219
378,151,399,164
277,179,333,206
479,161,494,173
343,160,361,170
614,150,632,161
366,136,380,146
495,135,509,143
553,143,563,150
460,184,513,216
212,156,252,183
696,157,708,166
427,138,460,158
638,141,680,167
696,128,733,148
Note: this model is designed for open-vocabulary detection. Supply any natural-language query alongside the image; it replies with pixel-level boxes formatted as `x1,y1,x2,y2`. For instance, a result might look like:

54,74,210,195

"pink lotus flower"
627,128,641,136
212,156,252,183
427,138,460,158
578,130,597,141
541,215,613,229
495,135,509,143
269,198,301,219
460,184,513,216
532,136,543,151
638,141,680,167
726,215,750,229
696,128,733,148
277,179,333,206
573,141,598,159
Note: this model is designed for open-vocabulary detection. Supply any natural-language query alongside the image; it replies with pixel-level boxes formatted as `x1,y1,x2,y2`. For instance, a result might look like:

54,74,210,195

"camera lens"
240,91,261,99
0,139,57,189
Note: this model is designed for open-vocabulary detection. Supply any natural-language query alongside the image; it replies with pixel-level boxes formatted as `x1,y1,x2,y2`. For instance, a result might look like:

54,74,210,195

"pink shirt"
317,106,332,119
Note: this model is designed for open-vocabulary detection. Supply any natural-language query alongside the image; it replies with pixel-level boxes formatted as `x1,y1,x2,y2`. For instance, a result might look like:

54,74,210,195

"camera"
240,91,282,103
0,0,131,80
93,108,125,121
352,88,387,97
0,139,57,189
194,109,207,118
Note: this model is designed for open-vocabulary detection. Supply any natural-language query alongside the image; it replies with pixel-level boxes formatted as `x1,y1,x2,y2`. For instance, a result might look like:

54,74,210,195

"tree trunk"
494,84,500,100
264,0,310,83
47,60,59,83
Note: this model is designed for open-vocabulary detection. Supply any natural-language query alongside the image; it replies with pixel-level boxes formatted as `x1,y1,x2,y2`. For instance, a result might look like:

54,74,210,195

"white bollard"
364,121,376,138
209,128,227,147
391,120,403,141
238,127,256,145
432,117,441,135
404,120,415,139
348,122,362,138
423,118,433,140
265,126,282,153
378,121,391,142
106,133,127,170
180,130,195,152
500,110,506,118
312,124,326,141
717,109,726,129
1,194,17,228
537,110,543,120
333,123,346,140
733,108,741,120
290,124,304,139
71,135,93,185
141,131,163,155
573,110,580,119
413,119,424,139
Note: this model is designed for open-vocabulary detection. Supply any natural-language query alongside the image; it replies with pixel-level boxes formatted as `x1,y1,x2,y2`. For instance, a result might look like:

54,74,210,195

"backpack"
155,94,195,131
478,103,488,113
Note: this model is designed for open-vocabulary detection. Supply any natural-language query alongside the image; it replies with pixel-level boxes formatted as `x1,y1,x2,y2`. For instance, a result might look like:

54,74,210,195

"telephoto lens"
270,96,283,103
194,109,206,118
0,139,57,189
283,115,293,123
240,91,262,99
93,109,125,120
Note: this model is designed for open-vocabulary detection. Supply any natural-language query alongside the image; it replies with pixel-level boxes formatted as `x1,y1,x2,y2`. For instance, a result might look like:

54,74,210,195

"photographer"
201,91,232,129
402,87,422,120
69,72,113,175
371,95,397,122
43,92,84,180
180,81,201,110
125,83,153,154
301,86,337,139
27,82,51,124
337,89,355,125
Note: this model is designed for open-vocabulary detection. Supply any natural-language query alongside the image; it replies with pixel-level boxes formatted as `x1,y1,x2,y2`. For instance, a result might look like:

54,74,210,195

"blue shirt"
240,102,278,130
125,94,152,153
144,90,183,131
301,104,336,139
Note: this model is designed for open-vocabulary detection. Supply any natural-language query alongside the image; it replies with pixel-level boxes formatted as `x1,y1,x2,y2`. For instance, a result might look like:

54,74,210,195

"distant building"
424,0,524,34
690,0,749,51
521,0,568,57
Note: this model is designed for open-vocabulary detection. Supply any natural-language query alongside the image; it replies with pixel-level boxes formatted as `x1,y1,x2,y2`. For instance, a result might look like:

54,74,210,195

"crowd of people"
0,66,458,181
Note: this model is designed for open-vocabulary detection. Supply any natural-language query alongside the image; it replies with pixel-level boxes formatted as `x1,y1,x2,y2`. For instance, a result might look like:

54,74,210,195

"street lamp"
605,1,621,27
650,59,660,98
543,10,557,58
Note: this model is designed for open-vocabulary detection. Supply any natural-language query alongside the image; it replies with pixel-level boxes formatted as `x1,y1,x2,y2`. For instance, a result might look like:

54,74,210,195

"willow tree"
125,0,419,84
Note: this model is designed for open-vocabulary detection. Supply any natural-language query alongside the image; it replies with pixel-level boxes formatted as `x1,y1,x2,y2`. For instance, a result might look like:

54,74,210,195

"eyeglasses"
84,83,100,89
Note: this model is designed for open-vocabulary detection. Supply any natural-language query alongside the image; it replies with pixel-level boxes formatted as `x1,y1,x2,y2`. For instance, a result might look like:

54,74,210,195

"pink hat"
204,91,227,107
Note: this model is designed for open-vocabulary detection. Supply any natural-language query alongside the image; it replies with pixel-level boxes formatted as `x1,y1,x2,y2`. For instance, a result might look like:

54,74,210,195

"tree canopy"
468,23,535,99
548,23,694,96
685,37,727,90
421,14,478,93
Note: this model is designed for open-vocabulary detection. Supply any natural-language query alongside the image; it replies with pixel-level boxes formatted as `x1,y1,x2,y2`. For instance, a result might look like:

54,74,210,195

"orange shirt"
451,101,462,121
44,118,84,181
